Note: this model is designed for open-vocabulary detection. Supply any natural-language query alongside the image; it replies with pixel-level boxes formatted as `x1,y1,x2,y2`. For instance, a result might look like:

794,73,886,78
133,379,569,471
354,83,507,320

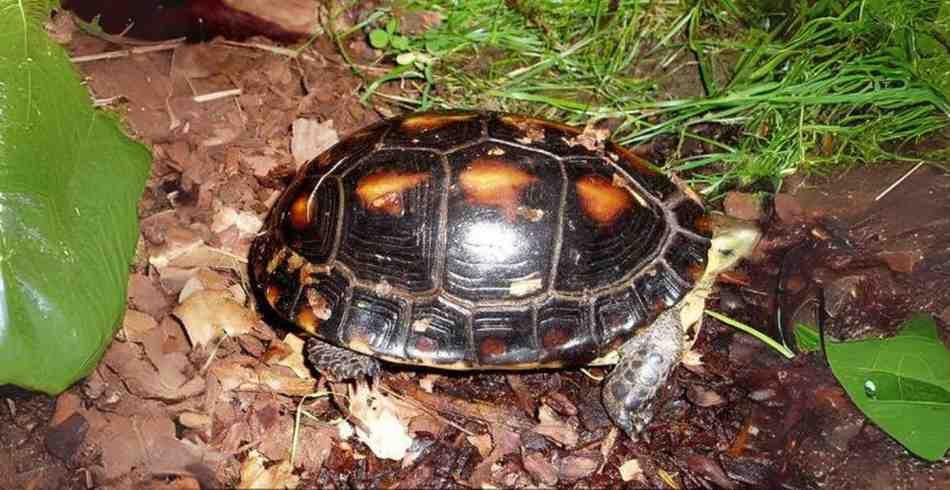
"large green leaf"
798,315,950,461
0,0,150,393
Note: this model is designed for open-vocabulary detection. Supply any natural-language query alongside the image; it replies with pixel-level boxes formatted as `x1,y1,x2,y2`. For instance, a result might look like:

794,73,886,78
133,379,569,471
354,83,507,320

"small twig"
193,88,243,103
69,39,184,63
874,161,925,201
217,40,318,63
93,95,125,107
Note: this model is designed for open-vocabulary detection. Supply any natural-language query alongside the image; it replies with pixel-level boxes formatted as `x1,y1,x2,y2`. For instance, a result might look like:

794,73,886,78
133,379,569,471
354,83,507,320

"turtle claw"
306,339,380,382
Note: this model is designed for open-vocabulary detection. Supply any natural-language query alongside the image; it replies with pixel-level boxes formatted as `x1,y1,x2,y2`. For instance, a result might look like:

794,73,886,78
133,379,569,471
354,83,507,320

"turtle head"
705,213,762,277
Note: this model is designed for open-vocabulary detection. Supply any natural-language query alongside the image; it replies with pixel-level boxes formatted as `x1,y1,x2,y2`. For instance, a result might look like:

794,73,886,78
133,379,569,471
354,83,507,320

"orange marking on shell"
402,113,475,132
265,285,281,308
541,327,571,350
356,170,431,215
459,159,538,220
575,174,635,225
288,194,311,230
296,307,319,334
694,215,714,235
479,337,507,359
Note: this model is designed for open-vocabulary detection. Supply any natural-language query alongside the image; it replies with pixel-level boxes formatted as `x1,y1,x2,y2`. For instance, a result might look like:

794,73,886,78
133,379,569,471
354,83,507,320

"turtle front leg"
306,339,380,382
602,304,685,438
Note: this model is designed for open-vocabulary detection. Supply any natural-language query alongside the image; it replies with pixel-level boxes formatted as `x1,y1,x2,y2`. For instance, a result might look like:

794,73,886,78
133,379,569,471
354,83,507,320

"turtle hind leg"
306,339,380,382
601,304,685,438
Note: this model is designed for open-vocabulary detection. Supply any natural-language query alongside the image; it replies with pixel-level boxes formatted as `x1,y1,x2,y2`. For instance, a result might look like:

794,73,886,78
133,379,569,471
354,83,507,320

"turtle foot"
601,305,684,438
306,339,380,382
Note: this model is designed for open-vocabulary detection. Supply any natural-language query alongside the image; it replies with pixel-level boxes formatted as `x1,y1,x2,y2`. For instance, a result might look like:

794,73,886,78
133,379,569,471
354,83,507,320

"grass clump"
341,0,949,196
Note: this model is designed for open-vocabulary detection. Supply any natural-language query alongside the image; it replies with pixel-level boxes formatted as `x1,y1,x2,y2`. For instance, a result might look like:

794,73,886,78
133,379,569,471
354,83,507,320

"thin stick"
874,161,925,201
218,40,315,60
193,88,243,103
69,40,184,63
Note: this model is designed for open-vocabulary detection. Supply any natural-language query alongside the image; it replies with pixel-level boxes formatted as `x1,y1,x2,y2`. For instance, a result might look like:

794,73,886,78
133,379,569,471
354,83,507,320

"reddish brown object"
62,0,319,42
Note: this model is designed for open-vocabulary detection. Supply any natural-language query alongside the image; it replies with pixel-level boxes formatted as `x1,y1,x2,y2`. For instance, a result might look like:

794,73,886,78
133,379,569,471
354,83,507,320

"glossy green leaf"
369,29,390,49
793,322,821,353
825,314,950,461
0,0,150,393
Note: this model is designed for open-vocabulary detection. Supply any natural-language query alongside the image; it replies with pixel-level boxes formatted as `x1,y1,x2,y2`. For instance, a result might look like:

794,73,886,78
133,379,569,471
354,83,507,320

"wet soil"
3,8,949,490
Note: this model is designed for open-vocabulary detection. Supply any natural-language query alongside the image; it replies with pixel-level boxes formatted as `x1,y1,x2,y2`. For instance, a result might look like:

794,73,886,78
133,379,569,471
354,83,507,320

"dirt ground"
2,11,949,490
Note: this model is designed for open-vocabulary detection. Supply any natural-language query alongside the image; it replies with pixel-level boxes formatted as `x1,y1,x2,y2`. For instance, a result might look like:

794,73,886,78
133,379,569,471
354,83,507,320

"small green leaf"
0,0,150,393
825,314,950,461
391,35,410,51
794,323,821,353
386,17,398,34
369,29,390,49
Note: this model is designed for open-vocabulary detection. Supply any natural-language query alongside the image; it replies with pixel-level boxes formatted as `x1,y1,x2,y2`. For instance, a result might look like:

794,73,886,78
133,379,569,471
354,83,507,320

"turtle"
248,111,760,437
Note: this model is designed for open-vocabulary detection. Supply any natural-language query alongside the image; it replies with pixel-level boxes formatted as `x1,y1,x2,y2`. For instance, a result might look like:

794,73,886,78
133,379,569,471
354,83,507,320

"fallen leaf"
121,309,158,343
239,450,299,489
275,334,313,380
534,404,578,448
467,432,493,459
102,342,205,401
211,204,264,236
211,362,316,396
522,451,558,487
173,290,256,348
559,453,600,482
619,458,645,482
127,273,171,318
348,381,415,460
291,118,338,167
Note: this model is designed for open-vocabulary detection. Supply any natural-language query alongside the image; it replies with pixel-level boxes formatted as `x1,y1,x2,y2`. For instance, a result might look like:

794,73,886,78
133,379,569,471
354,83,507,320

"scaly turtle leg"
601,303,685,437
603,214,762,437
306,339,380,382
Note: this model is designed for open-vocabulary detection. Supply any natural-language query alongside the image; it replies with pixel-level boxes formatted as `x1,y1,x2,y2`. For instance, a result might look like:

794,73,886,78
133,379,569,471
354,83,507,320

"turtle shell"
249,111,711,369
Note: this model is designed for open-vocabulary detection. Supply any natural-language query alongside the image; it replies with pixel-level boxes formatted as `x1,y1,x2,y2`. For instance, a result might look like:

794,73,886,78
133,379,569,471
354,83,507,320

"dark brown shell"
249,111,711,369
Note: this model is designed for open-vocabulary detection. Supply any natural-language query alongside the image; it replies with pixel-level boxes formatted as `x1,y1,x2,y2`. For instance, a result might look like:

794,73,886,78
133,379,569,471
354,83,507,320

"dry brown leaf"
211,362,316,396
467,433,493,459
50,392,82,427
291,118,338,167
522,451,559,487
173,290,256,348
534,404,578,448
559,453,600,482
348,381,415,460
101,342,205,401
127,273,170,318
122,309,158,342
239,450,299,489
469,424,520,488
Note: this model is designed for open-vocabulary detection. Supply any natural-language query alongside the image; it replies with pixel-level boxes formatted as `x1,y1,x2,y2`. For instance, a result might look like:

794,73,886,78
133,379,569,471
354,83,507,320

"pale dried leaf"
467,433,493,459
212,205,264,236
173,290,256,348
619,458,645,482
239,450,299,489
275,334,313,380
348,381,414,460
534,405,578,448
291,118,338,167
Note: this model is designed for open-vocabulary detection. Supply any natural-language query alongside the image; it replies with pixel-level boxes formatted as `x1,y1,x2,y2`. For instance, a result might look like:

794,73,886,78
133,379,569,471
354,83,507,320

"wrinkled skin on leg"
601,303,684,437
306,339,380,382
